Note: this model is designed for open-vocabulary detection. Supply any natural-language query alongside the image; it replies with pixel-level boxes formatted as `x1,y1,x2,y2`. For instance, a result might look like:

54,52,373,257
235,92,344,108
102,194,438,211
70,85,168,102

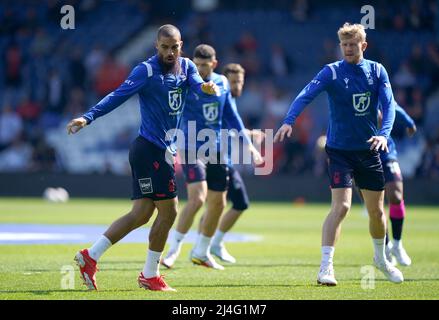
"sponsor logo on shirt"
352,92,371,115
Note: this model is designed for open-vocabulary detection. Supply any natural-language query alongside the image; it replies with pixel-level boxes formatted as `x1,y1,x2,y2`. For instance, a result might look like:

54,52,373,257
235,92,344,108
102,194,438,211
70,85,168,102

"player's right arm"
394,103,417,137
274,66,332,142
67,63,149,134
186,59,219,96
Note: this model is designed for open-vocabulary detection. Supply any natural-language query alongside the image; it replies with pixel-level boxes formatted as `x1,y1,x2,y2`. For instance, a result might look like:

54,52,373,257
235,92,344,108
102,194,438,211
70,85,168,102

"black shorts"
182,154,229,192
129,136,177,201
227,166,249,211
326,146,385,191
382,159,403,184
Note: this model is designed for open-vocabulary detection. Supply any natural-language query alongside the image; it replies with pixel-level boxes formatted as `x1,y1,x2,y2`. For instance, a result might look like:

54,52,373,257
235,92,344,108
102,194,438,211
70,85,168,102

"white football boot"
391,241,412,266
210,242,236,263
190,250,225,270
374,257,404,283
161,243,182,269
317,267,337,286
385,241,397,266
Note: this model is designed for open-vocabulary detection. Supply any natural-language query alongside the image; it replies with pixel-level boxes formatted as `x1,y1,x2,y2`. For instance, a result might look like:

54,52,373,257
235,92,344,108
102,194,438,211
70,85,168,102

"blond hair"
337,23,366,42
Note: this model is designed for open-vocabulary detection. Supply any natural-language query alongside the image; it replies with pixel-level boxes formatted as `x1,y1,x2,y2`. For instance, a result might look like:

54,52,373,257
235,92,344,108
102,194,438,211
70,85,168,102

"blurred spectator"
45,69,65,114
0,8,19,35
291,0,310,23
320,38,339,65
69,48,87,89
94,54,128,98
4,41,23,89
0,137,32,172
406,87,425,126
269,44,294,77
426,42,439,92
417,137,439,179
62,88,87,122
30,137,59,172
313,134,327,177
30,28,52,58
237,80,264,128
85,45,105,80
235,31,258,55
408,44,427,76
279,110,312,174
0,105,23,151
16,96,41,133
393,62,417,89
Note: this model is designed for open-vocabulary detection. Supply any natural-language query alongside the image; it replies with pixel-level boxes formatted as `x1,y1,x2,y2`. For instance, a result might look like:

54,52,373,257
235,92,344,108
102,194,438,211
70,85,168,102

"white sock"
373,238,386,263
169,230,186,254
143,249,162,278
88,235,112,261
211,230,226,247
193,234,212,257
320,246,335,270
393,239,402,249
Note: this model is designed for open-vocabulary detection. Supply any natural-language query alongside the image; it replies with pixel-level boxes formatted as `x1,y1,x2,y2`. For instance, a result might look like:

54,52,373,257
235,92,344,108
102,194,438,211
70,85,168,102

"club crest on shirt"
203,102,219,122
352,92,371,113
168,88,183,111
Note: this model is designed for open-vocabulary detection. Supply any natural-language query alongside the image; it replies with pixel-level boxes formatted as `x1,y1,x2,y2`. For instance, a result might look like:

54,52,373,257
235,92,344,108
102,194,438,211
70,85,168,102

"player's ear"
362,41,368,52
212,59,218,69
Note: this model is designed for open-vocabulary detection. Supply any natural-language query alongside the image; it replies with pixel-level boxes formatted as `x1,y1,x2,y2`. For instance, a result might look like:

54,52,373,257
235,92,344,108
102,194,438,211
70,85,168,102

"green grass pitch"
0,198,438,300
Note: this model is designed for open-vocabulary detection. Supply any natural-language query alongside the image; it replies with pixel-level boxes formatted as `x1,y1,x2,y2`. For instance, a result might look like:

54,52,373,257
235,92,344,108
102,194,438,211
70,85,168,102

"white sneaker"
385,242,397,266
161,247,181,269
210,243,236,263
190,250,225,270
391,243,412,266
374,258,404,283
317,267,337,286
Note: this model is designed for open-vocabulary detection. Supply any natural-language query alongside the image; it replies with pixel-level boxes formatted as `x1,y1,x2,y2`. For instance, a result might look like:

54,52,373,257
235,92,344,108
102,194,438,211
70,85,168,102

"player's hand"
248,144,264,166
201,81,220,96
407,125,417,137
67,117,87,135
367,136,388,152
274,124,293,143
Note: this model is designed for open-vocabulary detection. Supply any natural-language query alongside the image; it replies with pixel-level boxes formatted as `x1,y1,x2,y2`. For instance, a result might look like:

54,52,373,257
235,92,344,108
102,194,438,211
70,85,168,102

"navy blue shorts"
325,146,385,191
227,166,249,211
382,159,403,184
129,136,177,201
182,154,229,192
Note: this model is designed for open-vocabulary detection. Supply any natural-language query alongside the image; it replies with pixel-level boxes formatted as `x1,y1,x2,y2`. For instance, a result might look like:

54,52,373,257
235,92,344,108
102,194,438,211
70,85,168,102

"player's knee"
188,195,206,211
368,207,385,220
333,202,350,218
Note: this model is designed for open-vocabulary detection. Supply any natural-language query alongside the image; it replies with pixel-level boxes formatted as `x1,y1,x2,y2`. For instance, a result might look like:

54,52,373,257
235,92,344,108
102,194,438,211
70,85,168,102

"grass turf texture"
0,198,438,300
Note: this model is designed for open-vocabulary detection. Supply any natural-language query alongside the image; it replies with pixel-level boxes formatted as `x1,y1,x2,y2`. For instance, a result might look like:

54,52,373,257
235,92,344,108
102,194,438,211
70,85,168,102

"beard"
158,53,180,73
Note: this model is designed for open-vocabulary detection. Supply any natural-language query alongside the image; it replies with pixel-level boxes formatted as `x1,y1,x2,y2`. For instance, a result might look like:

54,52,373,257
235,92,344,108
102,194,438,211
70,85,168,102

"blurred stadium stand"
1,0,439,200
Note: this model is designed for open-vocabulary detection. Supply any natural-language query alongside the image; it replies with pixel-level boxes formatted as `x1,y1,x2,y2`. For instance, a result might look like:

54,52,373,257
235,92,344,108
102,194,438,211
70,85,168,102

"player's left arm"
186,59,219,96
223,92,263,165
369,64,396,152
